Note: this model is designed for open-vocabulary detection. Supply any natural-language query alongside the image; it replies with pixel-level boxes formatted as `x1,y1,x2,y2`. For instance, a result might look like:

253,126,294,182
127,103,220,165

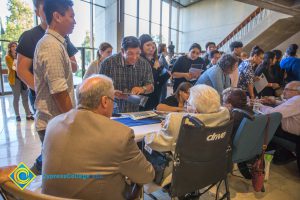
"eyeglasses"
106,96,117,103
284,88,298,92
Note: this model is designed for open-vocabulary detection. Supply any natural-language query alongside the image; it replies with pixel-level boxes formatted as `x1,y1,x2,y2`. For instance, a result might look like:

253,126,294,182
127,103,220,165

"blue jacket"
280,57,300,82
196,65,231,94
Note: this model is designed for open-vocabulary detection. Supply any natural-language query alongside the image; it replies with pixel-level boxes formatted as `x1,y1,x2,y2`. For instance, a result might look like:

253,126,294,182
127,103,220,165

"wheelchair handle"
181,114,205,128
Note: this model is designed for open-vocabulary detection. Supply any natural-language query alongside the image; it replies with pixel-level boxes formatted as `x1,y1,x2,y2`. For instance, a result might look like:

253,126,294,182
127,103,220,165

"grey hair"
289,81,300,92
218,54,237,73
76,74,114,109
188,84,221,113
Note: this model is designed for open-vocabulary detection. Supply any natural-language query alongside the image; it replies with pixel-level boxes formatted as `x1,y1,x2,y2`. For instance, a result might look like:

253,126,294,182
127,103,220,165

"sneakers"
16,116,21,121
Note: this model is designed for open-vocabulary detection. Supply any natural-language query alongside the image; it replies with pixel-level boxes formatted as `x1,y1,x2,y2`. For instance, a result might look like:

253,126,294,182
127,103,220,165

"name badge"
144,144,153,154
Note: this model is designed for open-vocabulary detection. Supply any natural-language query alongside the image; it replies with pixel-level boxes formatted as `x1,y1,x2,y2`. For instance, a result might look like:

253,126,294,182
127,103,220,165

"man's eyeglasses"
284,88,298,92
106,96,117,103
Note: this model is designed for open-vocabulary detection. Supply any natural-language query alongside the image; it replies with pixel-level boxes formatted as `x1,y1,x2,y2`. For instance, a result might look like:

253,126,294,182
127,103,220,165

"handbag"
251,115,270,192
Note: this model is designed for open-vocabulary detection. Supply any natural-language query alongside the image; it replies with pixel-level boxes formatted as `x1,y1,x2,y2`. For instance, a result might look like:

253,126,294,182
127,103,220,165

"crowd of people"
3,0,300,199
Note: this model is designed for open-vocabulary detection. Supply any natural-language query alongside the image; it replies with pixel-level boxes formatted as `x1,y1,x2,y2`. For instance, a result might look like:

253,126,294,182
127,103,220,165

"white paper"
189,67,204,81
254,73,268,93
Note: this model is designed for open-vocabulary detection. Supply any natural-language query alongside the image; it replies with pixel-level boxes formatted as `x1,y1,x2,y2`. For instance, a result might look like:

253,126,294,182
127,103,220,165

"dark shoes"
237,162,252,179
273,148,296,165
16,116,21,121
16,115,34,121
30,163,42,176
26,115,35,120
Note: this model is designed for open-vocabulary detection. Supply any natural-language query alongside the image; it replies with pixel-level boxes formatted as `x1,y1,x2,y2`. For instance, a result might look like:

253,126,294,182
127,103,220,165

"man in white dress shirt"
260,81,300,172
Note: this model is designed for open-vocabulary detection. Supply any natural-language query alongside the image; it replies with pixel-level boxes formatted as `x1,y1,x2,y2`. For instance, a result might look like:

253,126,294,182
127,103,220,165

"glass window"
69,0,91,84
139,0,149,21
171,6,178,29
151,23,160,43
70,1,91,47
151,0,161,24
171,29,177,51
94,6,106,51
124,15,137,37
161,1,170,44
139,19,149,36
125,0,137,16
138,0,150,36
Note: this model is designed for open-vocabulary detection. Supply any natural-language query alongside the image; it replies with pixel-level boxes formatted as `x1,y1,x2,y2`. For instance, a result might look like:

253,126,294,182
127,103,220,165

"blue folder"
113,117,161,127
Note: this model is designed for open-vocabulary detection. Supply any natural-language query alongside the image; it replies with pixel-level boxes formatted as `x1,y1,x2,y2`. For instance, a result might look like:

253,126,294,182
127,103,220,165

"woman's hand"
114,90,128,100
254,76,260,81
271,83,280,89
184,73,193,81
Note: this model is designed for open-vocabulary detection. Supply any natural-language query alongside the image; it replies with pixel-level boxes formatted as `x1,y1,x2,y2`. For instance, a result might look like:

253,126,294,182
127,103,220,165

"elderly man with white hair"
144,84,230,152
260,81,300,171
260,81,300,135
42,74,154,200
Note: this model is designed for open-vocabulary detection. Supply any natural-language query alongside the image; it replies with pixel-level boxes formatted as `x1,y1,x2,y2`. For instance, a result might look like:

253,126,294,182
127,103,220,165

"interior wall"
273,31,300,53
178,0,257,52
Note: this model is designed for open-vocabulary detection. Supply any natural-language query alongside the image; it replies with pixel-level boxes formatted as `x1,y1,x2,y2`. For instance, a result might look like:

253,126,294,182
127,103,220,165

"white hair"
289,81,300,92
188,84,221,113
76,74,114,109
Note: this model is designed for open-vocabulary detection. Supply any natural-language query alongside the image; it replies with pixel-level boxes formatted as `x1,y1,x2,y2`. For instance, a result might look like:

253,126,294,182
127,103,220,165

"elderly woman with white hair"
145,84,230,153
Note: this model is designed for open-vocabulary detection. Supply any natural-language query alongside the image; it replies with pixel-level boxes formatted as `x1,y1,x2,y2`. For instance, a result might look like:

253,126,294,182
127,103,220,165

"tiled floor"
0,95,299,200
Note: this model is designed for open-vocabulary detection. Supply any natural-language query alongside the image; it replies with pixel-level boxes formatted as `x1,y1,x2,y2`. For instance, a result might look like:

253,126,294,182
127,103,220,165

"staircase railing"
217,7,271,52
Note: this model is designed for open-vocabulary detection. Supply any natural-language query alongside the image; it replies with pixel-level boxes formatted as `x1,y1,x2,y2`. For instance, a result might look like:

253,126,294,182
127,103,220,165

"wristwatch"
142,86,147,94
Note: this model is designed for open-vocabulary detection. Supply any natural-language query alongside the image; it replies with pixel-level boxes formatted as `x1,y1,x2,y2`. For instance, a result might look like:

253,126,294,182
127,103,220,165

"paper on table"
254,73,268,93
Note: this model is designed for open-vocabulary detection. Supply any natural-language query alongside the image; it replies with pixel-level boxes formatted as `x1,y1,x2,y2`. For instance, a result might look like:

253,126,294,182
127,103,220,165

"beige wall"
178,0,257,52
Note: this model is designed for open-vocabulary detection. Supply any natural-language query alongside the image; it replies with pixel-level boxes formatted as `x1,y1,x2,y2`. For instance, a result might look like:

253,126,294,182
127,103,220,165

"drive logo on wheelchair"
206,132,226,141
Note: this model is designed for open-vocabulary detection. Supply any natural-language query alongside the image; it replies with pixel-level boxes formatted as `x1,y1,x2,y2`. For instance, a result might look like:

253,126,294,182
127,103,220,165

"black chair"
169,115,233,200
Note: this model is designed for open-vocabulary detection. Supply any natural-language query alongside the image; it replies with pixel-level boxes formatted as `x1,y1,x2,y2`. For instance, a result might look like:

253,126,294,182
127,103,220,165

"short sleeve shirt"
33,29,75,131
100,53,154,113
161,95,179,107
238,60,255,91
17,25,78,74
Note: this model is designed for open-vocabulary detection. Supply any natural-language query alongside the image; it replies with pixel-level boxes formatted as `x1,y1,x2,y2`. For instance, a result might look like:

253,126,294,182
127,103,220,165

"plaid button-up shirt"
33,29,75,131
100,53,154,113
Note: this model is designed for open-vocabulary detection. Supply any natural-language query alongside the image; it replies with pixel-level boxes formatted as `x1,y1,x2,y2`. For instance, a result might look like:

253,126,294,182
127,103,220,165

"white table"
131,123,161,141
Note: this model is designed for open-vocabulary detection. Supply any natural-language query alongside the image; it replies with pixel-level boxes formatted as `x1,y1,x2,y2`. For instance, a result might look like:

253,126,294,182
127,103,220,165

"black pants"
273,126,300,171
35,130,46,172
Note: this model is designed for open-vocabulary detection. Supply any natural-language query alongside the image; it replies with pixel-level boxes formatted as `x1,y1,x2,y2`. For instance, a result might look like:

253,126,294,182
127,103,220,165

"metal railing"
217,8,271,52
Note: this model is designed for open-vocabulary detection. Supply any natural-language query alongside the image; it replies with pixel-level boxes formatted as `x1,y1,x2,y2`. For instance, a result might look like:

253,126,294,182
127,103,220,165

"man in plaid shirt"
100,36,154,113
